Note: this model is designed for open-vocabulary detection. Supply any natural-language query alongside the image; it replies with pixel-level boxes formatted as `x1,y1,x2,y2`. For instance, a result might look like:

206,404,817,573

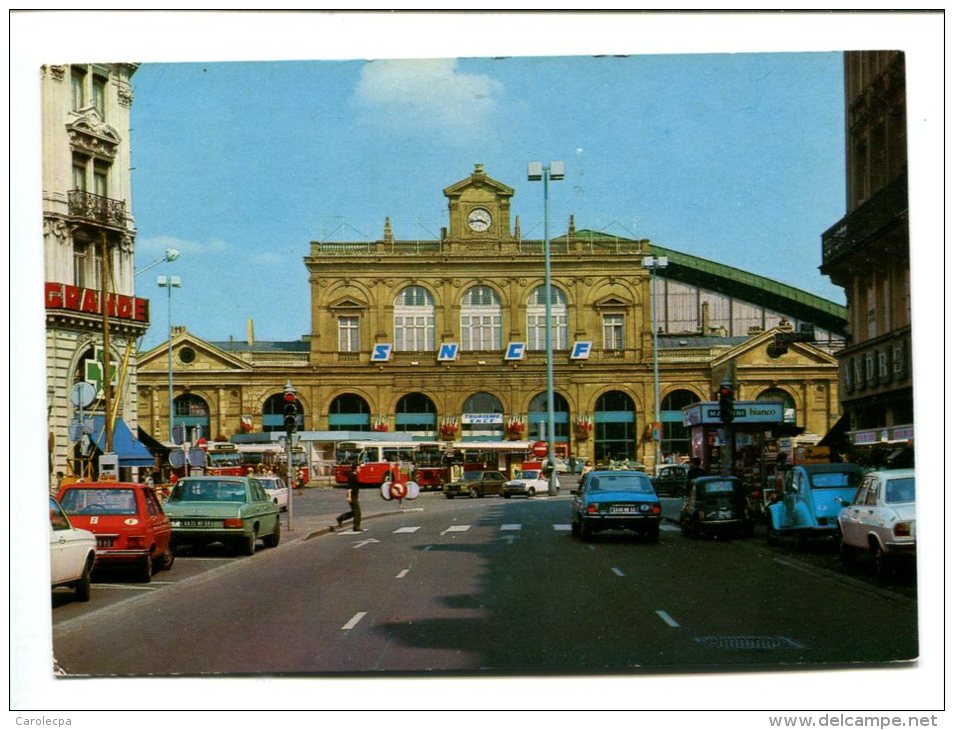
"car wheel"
240,529,258,556
872,542,892,577
766,519,779,545
75,556,93,602
645,524,660,542
137,553,153,583
445,493,454,499
470,488,479,499
839,539,855,564
159,545,175,571
571,520,581,537
503,493,511,498
579,521,592,541
527,488,535,497
263,519,281,548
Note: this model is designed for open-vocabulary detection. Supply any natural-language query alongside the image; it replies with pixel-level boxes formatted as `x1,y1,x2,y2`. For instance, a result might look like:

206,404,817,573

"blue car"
571,470,662,541
766,463,864,548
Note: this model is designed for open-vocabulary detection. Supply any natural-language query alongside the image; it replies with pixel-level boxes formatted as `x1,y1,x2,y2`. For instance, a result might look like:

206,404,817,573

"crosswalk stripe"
342,612,367,630
393,526,421,533
442,525,471,534
500,524,522,531
553,524,572,531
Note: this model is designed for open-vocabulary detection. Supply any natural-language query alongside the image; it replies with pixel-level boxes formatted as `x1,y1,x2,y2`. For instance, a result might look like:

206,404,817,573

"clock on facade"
467,207,492,232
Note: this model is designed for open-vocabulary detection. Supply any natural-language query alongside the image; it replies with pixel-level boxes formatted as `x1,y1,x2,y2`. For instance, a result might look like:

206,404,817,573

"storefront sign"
462,414,504,425
45,282,149,322
683,401,784,426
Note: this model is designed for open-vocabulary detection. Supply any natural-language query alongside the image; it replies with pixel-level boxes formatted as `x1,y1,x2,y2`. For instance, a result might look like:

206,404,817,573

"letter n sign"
438,343,459,362
505,342,526,361
371,343,392,362
571,341,592,360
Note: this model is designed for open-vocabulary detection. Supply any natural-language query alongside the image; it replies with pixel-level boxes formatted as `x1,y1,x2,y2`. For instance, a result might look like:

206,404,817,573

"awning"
817,414,850,448
137,427,171,457
89,416,156,467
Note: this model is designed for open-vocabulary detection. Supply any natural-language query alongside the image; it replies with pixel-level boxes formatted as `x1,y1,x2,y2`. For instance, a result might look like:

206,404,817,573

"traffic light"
718,381,734,424
282,382,298,434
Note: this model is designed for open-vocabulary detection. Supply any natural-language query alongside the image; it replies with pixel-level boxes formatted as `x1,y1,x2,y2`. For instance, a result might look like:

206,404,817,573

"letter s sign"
371,344,392,362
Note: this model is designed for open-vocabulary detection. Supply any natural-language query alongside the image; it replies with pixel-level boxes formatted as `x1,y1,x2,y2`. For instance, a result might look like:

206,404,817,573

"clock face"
467,207,492,232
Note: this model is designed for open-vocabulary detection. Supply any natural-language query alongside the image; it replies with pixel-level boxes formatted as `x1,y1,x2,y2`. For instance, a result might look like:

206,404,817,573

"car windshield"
460,472,484,482
885,477,915,503
60,488,137,515
587,474,653,493
700,481,737,495
810,471,862,489
168,479,248,503
518,470,541,479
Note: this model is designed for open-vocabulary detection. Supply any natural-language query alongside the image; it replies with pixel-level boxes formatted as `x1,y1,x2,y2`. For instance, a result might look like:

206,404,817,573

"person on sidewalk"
336,466,362,531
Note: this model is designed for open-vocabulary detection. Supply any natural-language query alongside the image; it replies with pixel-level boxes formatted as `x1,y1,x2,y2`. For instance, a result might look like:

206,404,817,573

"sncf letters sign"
45,282,149,322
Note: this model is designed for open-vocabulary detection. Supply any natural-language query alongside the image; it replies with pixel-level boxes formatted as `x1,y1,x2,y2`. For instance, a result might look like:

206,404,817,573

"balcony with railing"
821,174,908,270
68,189,127,229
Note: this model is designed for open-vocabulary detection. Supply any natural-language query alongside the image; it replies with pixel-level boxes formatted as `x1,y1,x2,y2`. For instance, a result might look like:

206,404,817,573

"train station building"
136,165,847,476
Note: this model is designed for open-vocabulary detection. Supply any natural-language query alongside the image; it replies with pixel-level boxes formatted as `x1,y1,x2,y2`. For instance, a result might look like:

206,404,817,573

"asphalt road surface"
52,491,918,677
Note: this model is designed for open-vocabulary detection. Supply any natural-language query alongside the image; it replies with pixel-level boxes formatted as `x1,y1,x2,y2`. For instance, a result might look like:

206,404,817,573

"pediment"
443,164,514,200
594,295,632,309
329,297,367,311
712,329,837,369
138,332,253,373
67,110,122,158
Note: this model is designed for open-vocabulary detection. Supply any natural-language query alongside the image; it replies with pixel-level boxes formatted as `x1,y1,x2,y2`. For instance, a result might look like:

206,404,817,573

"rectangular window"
395,315,433,352
72,156,87,191
72,242,102,290
71,67,86,111
462,314,501,350
338,316,359,352
603,314,624,350
528,313,567,351
93,161,109,197
92,74,107,117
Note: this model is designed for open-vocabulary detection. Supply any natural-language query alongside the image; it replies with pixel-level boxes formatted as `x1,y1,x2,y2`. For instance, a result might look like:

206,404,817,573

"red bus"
334,440,423,488
203,443,245,477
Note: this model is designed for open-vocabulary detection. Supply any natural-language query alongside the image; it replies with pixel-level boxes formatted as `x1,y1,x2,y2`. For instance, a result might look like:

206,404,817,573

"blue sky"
131,50,846,351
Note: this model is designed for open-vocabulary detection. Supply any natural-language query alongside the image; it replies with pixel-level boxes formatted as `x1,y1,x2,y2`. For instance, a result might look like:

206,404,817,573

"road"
52,484,918,676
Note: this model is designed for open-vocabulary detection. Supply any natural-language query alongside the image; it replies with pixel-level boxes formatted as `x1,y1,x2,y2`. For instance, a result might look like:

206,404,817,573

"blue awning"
90,416,156,467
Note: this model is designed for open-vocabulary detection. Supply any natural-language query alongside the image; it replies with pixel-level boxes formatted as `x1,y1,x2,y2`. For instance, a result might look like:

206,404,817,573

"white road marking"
611,567,625,577
500,524,522,531
442,525,471,535
553,524,572,531
661,523,681,531
92,583,156,591
393,526,421,533
395,569,410,579
655,610,681,628
341,612,367,630
352,538,380,549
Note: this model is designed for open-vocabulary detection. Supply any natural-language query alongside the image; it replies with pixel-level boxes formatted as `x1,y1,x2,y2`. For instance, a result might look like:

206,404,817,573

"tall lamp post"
135,248,180,277
642,255,668,471
529,160,564,496
157,275,181,441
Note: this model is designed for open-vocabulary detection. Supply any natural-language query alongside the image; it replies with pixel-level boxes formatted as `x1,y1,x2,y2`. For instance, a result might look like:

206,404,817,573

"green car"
164,476,281,555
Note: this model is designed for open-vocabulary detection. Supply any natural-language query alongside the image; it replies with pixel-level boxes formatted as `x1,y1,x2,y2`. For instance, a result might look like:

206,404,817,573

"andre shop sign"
45,282,149,322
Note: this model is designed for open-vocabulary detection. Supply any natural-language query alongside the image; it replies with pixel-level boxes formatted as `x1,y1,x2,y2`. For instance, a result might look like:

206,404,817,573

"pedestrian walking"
336,467,362,531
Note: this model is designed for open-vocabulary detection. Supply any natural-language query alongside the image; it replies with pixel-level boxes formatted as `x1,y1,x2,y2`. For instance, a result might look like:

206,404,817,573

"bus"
235,443,308,481
445,441,535,479
203,442,245,477
334,440,417,487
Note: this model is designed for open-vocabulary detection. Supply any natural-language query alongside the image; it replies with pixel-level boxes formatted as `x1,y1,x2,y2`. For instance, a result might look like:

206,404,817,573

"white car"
838,469,916,574
258,476,289,512
50,496,97,601
502,469,551,498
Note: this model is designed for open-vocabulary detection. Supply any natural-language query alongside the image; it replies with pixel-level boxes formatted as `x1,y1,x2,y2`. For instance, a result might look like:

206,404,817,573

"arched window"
461,391,504,440
594,390,636,465
173,393,210,441
461,285,502,351
328,393,371,432
262,392,303,433
757,388,797,424
527,285,567,350
528,391,570,444
395,393,437,435
394,286,434,351
660,389,701,459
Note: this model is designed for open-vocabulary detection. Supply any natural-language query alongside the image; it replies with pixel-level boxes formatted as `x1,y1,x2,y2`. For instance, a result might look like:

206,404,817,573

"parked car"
444,470,507,499
57,481,174,582
766,463,864,547
570,469,661,541
258,476,289,512
837,469,916,575
653,464,690,496
50,496,97,602
502,469,550,498
163,476,281,555
679,476,755,539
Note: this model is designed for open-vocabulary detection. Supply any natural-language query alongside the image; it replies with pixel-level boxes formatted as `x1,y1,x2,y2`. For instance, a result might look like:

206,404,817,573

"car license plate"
609,505,636,514
180,519,214,527
96,537,114,547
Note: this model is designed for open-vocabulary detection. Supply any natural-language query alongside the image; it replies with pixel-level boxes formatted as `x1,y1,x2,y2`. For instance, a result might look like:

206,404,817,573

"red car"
57,481,174,582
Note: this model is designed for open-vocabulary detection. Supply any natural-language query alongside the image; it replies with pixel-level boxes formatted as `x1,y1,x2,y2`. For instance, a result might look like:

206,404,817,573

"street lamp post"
642,255,668,472
157,275,181,441
529,160,564,496
135,248,180,277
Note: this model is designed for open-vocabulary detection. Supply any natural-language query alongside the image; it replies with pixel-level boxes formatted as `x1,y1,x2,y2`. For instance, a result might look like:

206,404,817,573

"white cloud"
354,59,504,140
